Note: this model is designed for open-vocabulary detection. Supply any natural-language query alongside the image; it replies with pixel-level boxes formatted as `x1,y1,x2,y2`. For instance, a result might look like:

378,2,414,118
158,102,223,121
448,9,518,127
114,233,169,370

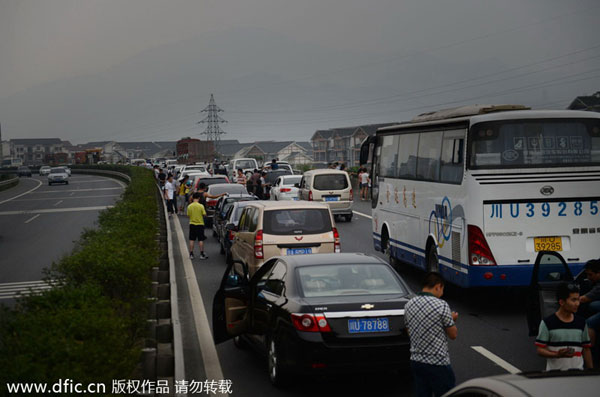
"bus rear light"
468,225,497,266
483,272,493,280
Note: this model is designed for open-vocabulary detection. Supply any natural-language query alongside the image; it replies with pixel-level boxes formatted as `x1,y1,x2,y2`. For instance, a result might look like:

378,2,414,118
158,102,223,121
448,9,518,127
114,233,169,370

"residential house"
310,123,398,167
233,141,313,166
568,91,600,112
10,138,66,166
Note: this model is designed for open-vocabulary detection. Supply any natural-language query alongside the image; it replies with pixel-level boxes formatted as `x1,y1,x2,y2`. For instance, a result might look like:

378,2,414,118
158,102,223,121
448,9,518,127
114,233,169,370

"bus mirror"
360,136,376,165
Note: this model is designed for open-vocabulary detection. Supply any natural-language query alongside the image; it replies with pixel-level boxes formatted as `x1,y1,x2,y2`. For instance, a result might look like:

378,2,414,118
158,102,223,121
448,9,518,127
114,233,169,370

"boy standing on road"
405,272,458,397
536,282,593,370
187,192,208,260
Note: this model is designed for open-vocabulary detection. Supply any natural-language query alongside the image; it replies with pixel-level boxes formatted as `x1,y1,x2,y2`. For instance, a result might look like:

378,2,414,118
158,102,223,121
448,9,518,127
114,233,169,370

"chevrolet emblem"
361,304,375,309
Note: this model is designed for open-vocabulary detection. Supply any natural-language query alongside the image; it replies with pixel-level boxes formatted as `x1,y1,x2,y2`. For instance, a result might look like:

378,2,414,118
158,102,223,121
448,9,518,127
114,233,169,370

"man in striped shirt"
535,282,593,370
235,168,246,186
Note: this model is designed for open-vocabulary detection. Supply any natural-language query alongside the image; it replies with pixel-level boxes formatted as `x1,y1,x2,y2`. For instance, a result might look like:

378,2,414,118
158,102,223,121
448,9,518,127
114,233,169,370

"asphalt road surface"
0,174,125,302
176,198,546,397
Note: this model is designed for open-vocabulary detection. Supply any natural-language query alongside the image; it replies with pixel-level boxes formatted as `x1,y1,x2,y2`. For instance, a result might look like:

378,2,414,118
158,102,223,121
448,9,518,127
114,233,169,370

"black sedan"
17,166,32,177
212,193,258,240
213,253,413,386
218,200,260,265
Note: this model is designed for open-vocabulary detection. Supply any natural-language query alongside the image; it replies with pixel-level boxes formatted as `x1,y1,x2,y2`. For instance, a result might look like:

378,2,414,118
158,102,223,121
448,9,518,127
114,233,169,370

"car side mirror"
294,183,300,188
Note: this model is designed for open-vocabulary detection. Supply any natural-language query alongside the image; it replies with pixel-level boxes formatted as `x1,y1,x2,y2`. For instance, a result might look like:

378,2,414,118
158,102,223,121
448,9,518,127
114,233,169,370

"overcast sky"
1,0,599,144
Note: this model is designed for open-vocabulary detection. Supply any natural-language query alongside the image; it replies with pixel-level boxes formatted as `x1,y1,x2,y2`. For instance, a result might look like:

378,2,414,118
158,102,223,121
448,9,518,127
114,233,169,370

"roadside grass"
0,165,159,389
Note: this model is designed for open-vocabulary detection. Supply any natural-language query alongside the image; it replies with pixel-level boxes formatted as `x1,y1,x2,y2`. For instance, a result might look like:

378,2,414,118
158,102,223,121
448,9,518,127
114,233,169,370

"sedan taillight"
333,227,341,253
254,230,264,259
280,188,291,193
291,313,331,332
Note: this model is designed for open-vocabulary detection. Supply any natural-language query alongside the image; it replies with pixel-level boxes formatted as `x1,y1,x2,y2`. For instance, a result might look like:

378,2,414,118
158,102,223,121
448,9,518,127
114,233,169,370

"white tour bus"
360,105,600,287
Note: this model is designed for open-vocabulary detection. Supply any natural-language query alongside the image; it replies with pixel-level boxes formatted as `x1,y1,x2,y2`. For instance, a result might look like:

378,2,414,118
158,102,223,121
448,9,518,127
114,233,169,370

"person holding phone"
535,283,593,370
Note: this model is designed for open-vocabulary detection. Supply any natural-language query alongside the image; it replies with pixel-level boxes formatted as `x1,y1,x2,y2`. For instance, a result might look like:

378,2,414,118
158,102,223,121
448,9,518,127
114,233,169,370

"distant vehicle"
298,169,353,222
48,167,69,185
17,166,32,177
59,166,71,176
213,194,258,243
2,158,23,168
270,175,302,201
262,169,293,199
443,370,600,397
38,166,51,176
192,175,230,191
218,200,259,265
360,106,600,287
165,159,178,167
212,253,412,386
130,159,147,166
229,158,259,179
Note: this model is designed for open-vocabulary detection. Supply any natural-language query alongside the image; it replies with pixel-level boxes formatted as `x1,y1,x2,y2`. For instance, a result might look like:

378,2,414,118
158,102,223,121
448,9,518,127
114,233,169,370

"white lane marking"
172,216,225,382
0,206,113,215
0,279,57,287
20,194,121,201
53,200,63,206
0,178,43,205
353,210,373,219
34,187,122,193
68,179,121,184
24,214,41,224
471,346,521,374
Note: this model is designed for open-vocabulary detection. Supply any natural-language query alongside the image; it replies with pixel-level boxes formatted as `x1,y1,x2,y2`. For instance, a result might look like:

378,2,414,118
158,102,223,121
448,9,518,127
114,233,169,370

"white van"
229,158,259,179
298,169,354,222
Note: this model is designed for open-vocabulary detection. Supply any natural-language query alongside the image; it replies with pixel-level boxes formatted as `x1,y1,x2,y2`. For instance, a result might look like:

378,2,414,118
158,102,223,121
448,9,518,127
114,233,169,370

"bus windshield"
468,118,600,169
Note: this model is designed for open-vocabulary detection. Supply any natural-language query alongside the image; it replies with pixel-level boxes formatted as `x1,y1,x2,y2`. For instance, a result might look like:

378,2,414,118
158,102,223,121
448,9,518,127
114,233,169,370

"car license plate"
348,318,389,333
325,196,339,202
287,248,312,255
292,197,299,201
534,236,562,252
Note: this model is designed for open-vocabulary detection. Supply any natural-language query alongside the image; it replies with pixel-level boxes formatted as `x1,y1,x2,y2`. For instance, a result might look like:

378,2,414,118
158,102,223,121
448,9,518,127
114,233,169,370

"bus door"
526,251,574,336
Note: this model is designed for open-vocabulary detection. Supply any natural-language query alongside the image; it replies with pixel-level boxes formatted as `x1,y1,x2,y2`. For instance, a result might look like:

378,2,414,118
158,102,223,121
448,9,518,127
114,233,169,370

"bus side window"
440,130,465,184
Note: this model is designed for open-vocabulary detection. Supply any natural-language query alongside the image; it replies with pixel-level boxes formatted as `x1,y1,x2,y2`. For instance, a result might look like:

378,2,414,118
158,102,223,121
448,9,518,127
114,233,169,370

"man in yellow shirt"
187,192,208,260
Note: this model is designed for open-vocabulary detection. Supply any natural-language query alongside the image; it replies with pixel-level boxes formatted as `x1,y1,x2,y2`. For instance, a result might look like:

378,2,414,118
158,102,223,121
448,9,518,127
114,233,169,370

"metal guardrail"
71,168,132,182
0,176,18,188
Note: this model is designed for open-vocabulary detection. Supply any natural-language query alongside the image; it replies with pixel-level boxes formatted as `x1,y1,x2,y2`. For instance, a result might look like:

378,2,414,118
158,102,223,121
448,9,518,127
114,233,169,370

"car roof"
207,183,243,189
244,200,330,210
278,253,386,268
303,169,350,176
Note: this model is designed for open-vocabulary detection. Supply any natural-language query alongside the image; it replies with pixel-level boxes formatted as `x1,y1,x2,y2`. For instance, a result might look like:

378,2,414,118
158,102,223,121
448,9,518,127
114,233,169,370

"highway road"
175,199,547,396
0,174,125,301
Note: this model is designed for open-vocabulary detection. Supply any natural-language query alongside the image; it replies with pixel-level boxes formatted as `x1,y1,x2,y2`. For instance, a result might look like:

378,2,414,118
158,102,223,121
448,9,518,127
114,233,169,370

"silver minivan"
298,169,353,222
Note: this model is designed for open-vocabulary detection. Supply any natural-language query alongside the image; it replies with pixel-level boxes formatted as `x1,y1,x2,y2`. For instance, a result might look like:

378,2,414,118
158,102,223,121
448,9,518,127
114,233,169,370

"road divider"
0,206,114,216
0,178,42,205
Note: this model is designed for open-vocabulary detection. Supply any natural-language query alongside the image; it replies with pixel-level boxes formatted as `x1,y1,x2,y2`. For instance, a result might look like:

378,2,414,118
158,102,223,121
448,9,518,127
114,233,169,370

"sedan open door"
213,261,251,344
526,251,574,336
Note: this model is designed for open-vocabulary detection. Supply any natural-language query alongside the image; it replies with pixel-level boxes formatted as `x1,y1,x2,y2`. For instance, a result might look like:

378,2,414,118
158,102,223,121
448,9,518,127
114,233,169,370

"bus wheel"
426,243,439,273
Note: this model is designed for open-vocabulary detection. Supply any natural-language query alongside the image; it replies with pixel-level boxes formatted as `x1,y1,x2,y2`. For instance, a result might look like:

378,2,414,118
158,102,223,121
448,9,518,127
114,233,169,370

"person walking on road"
187,192,208,260
177,175,189,212
536,282,593,370
164,174,177,217
359,167,370,200
405,272,458,397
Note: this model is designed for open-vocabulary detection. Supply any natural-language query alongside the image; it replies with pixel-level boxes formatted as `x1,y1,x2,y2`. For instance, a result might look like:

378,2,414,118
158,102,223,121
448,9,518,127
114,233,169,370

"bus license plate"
348,318,389,333
325,196,339,202
534,237,562,252
287,248,312,255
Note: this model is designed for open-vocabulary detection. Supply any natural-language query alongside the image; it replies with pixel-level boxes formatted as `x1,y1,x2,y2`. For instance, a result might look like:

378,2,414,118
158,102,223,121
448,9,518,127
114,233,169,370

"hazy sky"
1,0,599,144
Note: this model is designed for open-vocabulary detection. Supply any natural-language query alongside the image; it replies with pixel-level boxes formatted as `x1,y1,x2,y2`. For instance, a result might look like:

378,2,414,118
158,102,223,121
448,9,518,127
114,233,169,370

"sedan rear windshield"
263,209,331,235
469,118,600,169
235,160,256,169
208,184,247,195
297,264,406,297
200,177,228,186
50,168,65,173
313,174,349,190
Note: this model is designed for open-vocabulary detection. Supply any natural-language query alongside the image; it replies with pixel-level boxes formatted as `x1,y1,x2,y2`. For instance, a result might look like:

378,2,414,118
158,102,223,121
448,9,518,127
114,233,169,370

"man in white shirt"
164,174,177,217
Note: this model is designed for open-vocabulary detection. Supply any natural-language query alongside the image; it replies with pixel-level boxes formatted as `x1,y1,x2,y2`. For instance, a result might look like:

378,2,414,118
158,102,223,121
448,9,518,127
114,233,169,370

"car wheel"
345,214,353,222
426,243,439,273
48,182,52,186
268,337,290,387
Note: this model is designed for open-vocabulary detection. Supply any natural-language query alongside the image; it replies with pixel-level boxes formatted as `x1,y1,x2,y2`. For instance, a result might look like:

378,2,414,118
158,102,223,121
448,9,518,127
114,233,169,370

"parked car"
213,194,258,239
38,165,51,176
17,166,32,177
298,169,353,222
443,370,600,397
219,200,260,265
262,169,293,199
262,161,293,174
230,201,340,277
48,167,69,185
202,183,248,228
192,175,230,191
212,253,413,386
59,166,71,176
270,175,302,201
229,158,259,180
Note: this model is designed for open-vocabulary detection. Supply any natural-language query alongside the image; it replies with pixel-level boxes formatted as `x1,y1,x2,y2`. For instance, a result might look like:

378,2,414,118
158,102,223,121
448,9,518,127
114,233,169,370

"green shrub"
0,165,159,387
